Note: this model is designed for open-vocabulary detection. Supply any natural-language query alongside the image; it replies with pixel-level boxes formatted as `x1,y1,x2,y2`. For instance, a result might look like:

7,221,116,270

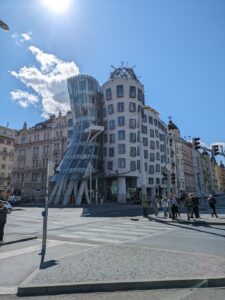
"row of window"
106,159,165,173
105,85,144,102
107,102,138,115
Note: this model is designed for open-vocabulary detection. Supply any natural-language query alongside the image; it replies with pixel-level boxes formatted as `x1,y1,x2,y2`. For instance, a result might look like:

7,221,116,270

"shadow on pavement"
148,216,225,239
39,259,58,270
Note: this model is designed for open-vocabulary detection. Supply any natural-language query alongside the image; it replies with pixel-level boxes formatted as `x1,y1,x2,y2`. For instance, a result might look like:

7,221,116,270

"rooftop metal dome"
168,120,178,130
109,65,140,82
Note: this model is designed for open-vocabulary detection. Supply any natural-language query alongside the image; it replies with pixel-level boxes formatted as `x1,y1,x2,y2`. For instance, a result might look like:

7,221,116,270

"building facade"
0,126,17,196
102,67,168,203
12,113,69,202
215,162,225,193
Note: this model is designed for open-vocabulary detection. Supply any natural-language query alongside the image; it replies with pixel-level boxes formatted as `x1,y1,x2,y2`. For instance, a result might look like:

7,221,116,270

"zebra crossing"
51,219,174,245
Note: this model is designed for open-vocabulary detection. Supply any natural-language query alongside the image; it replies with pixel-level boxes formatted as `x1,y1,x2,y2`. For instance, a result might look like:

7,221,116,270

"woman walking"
0,200,7,244
161,196,169,218
208,195,218,218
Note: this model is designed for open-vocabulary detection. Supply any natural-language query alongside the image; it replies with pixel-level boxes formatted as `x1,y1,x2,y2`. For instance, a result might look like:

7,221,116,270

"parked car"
3,201,12,213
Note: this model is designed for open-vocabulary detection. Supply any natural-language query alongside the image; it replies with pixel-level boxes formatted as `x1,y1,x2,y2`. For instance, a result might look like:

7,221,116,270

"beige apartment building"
12,112,73,202
168,120,195,196
0,126,17,196
215,162,225,193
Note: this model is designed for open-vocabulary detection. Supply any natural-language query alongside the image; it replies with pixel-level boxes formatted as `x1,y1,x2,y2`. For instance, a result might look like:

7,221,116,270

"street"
0,204,225,298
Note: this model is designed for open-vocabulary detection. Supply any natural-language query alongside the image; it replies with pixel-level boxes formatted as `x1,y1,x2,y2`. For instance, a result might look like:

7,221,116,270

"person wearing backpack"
208,195,218,218
0,200,7,244
185,193,194,221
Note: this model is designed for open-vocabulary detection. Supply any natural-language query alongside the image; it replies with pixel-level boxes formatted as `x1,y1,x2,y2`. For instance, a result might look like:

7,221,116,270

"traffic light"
212,145,220,156
193,138,201,150
171,173,176,184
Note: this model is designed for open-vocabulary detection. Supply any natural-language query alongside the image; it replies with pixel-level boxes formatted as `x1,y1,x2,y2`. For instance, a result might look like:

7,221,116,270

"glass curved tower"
49,75,103,205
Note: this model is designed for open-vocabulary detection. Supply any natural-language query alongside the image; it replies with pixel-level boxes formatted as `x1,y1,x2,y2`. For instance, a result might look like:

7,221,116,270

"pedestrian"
174,194,180,217
152,195,160,216
168,194,178,221
161,195,169,218
0,200,7,244
185,193,194,220
192,193,200,219
208,194,218,218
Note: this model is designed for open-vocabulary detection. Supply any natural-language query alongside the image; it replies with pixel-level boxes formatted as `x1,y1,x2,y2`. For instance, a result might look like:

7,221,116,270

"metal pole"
90,162,92,204
139,112,148,217
40,159,50,268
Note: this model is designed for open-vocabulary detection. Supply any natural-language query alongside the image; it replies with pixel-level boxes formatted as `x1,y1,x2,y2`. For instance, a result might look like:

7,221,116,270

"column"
117,177,126,203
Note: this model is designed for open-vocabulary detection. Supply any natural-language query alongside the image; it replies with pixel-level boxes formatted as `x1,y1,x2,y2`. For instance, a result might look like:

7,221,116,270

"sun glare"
43,0,71,14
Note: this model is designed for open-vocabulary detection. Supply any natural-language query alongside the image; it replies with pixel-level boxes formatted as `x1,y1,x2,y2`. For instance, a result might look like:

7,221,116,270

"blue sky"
0,0,224,146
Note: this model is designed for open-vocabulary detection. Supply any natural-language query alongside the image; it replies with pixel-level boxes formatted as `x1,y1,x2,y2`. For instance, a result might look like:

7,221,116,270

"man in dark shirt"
0,200,7,243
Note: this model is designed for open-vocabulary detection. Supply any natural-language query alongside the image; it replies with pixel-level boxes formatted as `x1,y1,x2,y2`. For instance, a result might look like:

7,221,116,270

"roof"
168,120,179,130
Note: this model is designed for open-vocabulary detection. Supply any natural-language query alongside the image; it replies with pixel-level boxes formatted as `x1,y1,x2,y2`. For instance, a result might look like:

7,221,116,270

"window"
156,152,160,161
68,130,73,138
155,129,159,138
137,160,140,170
129,118,136,129
103,148,107,156
109,133,115,143
150,129,154,137
143,114,147,123
106,88,112,100
150,141,155,149
108,104,114,114
129,102,136,112
156,164,160,172
130,147,136,157
109,147,114,157
118,116,125,126
117,102,124,112
143,137,148,146
109,120,115,130
154,118,158,126
149,165,154,174
68,119,73,127
103,107,107,117
149,116,153,124
130,161,136,171
104,134,108,143
129,86,136,98
118,130,125,140
156,140,159,149
117,85,124,97
142,125,147,134
138,89,143,101
118,144,126,154
144,150,148,159
149,178,154,185
156,178,160,184
118,158,126,168
150,153,155,161
108,161,113,170
130,132,136,143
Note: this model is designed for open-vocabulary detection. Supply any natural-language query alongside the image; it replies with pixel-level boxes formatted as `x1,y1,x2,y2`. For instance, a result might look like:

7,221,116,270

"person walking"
0,200,7,244
152,195,160,216
168,194,178,221
208,194,218,218
161,195,169,218
185,193,194,220
192,193,200,219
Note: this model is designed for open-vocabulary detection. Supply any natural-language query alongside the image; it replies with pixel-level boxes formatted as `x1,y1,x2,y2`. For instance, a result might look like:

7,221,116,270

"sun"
42,0,71,14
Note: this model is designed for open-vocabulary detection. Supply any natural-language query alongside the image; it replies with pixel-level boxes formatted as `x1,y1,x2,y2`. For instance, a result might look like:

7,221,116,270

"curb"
17,276,225,297
1,236,38,247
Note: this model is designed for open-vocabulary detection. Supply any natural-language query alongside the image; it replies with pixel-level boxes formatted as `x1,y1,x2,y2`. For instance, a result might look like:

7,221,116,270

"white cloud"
21,32,32,41
10,46,79,117
11,32,32,45
10,90,39,108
